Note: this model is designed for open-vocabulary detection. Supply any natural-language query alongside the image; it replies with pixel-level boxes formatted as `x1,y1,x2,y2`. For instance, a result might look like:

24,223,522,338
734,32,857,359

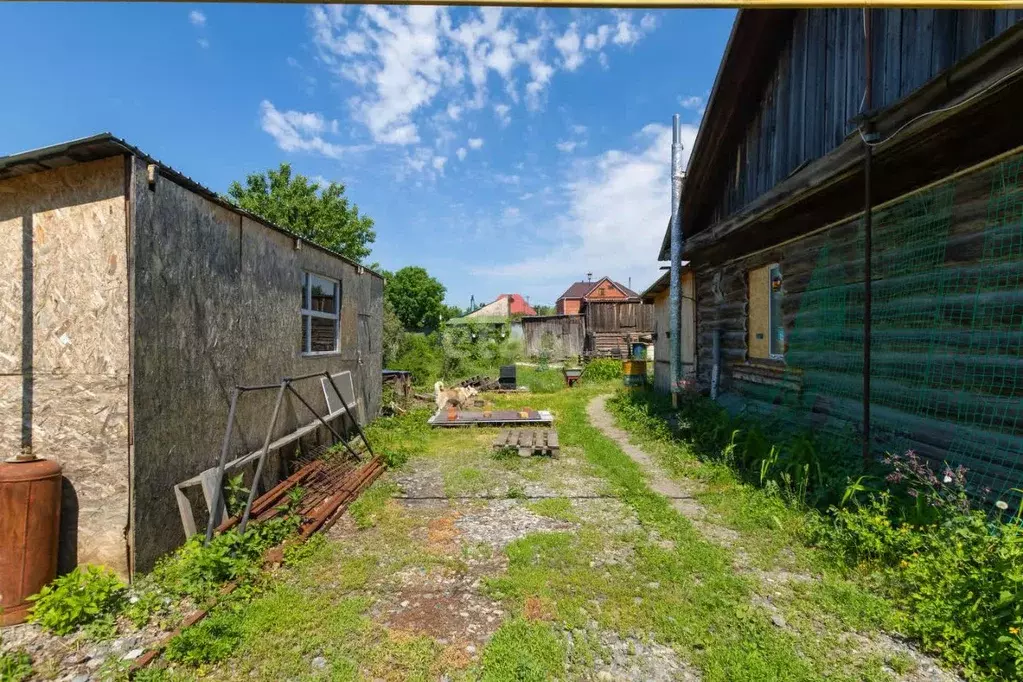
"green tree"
440,304,464,322
533,304,556,316
227,163,375,263
385,266,447,332
381,299,404,367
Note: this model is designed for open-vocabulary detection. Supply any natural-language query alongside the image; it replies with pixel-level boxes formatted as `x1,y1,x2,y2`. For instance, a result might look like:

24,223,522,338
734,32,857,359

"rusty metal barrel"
1,456,62,626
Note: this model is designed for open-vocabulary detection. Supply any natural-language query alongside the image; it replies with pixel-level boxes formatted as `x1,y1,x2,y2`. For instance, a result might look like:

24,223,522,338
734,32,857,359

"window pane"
308,274,337,314
310,316,337,352
301,273,308,309
770,266,784,356
301,314,309,353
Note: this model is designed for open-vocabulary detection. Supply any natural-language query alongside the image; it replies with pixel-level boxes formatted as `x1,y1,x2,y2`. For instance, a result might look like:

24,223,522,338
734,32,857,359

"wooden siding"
695,150,1023,497
710,9,1023,226
650,273,696,393
521,315,585,359
584,301,654,333
584,301,655,356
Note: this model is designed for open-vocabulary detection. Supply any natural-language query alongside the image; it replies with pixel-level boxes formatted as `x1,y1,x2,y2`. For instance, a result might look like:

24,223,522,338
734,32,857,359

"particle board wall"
0,157,131,576
129,159,383,571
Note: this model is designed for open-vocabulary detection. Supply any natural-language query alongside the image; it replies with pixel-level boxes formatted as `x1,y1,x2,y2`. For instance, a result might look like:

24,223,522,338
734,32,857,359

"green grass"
172,380,918,681
480,619,566,681
525,497,579,522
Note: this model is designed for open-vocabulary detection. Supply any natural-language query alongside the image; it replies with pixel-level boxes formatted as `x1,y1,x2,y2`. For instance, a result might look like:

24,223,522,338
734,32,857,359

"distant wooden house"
547,277,653,357
659,10,1023,497
555,276,637,315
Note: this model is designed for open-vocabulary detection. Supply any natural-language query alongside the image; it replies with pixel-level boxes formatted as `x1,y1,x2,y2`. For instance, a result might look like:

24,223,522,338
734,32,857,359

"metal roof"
556,277,640,301
0,133,383,279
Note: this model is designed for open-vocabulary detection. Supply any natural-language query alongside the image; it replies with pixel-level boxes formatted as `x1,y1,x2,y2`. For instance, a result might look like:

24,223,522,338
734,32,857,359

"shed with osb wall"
0,134,383,577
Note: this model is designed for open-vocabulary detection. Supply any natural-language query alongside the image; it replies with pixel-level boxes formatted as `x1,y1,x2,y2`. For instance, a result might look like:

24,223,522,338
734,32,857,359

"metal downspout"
669,114,684,406
862,10,874,465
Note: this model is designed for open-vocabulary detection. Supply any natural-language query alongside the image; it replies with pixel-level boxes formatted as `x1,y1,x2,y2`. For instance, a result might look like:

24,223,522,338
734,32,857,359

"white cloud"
467,137,484,149
679,95,704,110
556,140,578,153
555,24,584,71
432,156,448,172
493,103,512,127
307,7,659,147
493,173,520,184
456,147,467,161
197,38,210,50
189,10,206,27
478,121,699,284
504,206,521,219
259,100,367,159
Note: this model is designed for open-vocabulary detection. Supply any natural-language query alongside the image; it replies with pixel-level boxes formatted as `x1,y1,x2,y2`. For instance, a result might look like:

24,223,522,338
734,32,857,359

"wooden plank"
883,9,903,108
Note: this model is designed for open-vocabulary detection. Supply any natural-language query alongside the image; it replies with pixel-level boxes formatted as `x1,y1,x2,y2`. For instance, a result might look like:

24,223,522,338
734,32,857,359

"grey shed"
0,134,384,575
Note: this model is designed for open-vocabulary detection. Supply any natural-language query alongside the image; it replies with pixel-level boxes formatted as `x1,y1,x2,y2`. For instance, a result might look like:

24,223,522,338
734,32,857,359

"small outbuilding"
640,269,695,394
0,134,384,576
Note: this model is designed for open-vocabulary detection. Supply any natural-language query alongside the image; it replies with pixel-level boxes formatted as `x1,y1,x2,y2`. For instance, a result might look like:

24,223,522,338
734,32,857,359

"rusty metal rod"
324,371,374,457
285,382,346,443
238,381,288,535
205,387,241,545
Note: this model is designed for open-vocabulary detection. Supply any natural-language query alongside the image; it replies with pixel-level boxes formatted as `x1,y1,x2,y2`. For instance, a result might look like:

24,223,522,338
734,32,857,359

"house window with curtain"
301,272,340,354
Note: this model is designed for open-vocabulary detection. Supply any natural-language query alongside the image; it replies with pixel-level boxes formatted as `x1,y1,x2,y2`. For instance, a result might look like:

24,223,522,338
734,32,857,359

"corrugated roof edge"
0,132,384,280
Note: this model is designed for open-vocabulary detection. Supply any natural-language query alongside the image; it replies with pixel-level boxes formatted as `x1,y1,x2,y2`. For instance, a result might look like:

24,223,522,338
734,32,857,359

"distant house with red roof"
464,293,537,320
555,276,639,315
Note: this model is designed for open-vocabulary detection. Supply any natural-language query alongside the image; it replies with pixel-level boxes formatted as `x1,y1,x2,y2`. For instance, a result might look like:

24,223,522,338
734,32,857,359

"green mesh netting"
731,154,1023,507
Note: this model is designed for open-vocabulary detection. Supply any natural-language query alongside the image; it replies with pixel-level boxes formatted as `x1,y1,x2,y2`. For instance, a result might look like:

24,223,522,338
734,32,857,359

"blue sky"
0,4,734,307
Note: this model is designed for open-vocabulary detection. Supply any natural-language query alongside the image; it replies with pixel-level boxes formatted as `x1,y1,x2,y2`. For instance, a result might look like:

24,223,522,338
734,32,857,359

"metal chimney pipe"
669,114,684,405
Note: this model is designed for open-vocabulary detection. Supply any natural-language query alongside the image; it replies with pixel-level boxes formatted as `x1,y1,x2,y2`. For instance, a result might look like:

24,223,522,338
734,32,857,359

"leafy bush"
808,462,1023,679
27,565,126,636
148,516,299,602
0,649,32,682
165,608,243,666
581,358,622,381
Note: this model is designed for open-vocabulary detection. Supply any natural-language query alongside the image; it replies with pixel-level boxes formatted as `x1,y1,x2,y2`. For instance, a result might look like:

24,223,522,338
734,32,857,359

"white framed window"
301,272,340,355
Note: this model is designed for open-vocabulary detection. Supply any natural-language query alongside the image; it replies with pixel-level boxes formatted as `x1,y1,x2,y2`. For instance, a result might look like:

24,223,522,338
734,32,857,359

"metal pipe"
204,387,241,544
324,372,374,457
862,10,874,465
238,381,288,534
710,328,721,400
668,113,685,406
284,383,347,446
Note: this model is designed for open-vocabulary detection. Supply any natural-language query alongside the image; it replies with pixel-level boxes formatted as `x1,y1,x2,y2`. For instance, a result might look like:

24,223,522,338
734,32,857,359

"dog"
434,381,479,411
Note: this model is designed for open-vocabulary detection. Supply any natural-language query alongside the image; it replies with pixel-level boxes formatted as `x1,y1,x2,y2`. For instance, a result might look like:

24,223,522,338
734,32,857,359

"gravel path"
585,393,961,682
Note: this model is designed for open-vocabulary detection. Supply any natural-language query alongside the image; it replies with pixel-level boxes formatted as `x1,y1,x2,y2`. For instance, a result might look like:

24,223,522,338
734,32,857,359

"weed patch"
27,565,125,636
525,497,579,522
479,619,565,682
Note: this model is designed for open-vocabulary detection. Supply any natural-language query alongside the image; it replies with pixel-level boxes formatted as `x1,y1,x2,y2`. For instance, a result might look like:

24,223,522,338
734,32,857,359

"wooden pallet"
493,429,559,457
